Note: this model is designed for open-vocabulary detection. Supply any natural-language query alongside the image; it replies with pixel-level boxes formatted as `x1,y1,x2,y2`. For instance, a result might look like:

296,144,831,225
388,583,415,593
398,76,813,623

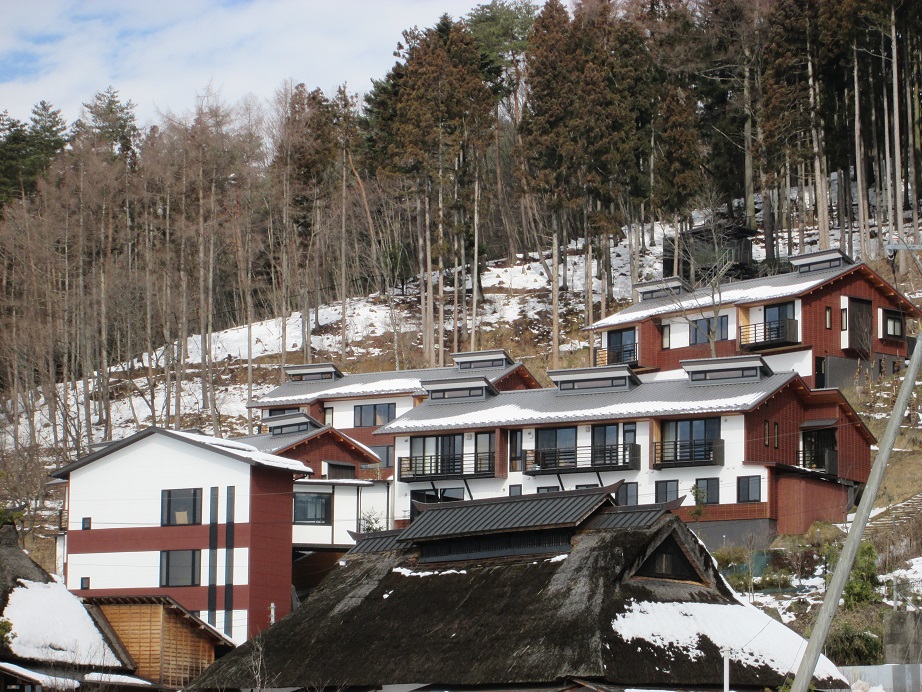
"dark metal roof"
380,372,797,434
800,418,838,430
584,506,669,530
346,530,405,554
398,483,621,543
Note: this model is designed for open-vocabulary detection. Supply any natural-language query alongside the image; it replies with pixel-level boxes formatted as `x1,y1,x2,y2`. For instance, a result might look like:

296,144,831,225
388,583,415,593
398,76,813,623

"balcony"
594,343,638,367
797,448,838,475
652,439,724,469
524,444,640,475
399,453,495,481
739,319,799,349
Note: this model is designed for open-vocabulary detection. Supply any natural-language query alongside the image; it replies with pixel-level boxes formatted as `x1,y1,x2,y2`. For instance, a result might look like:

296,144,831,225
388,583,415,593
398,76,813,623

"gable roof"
378,371,799,434
189,499,844,691
52,427,311,480
252,361,536,408
400,483,622,542
590,261,921,330
232,424,381,464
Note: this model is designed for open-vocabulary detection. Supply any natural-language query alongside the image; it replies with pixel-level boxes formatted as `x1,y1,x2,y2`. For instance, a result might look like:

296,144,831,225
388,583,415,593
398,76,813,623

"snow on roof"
170,430,310,473
3,579,122,668
590,263,855,330
381,373,795,433
613,599,844,684
83,672,152,686
0,663,80,690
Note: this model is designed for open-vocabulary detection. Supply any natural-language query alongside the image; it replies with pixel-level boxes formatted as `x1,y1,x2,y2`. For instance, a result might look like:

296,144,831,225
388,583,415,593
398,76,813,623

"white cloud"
0,0,485,127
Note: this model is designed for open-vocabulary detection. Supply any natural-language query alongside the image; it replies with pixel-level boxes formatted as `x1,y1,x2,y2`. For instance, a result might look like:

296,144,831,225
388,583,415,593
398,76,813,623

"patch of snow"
4,579,122,667
612,599,844,683
0,663,80,690
392,567,467,577
547,554,568,563
83,672,152,686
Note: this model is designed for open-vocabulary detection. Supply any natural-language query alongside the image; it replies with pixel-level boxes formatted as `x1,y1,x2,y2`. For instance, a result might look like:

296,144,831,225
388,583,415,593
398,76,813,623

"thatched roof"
190,494,845,691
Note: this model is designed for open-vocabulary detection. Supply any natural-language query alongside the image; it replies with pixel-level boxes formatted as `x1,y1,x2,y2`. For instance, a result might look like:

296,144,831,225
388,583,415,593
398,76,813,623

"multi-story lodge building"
589,250,921,389
250,349,541,474
52,427,308,643
380,356,874,544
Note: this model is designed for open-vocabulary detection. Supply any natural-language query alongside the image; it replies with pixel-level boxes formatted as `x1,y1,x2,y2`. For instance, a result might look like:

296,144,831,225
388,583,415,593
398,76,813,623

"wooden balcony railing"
399,452,495,481
652,439,724,469
739,319,799,349
798,448,838,475
524,444,640,475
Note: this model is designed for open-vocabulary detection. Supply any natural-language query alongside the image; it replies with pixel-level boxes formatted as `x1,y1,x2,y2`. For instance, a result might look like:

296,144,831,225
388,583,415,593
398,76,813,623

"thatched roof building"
190,486,846,691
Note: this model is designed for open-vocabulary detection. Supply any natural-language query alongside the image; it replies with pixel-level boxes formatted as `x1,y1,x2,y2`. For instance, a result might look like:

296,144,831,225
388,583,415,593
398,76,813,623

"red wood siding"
637,319,738,371
673,502,769,523
67,524,251,554
247,467,294,637
776,474,850,535
745,385,805,466
493,366,540,391
279,430,379,478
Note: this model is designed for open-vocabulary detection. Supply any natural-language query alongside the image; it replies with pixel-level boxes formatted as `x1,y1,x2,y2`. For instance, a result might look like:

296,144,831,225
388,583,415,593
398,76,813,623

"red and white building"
588,250,921,388
380,355,874,544
53,427,307,643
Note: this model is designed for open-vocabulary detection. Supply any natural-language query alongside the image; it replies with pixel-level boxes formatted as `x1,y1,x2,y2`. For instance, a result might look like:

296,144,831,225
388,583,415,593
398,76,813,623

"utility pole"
790,332,922,692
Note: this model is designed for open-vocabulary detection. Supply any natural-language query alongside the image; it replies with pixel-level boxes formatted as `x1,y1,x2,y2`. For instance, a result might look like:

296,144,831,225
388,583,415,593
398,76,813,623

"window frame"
825,306,832,330
884,310,905,339
509,429,523,472
617,482,638,506
774,421,780,449
662,323,671,349
293,492,333,525
159,549,201,587
161,488,203,527
695,477,719,505
655,479,679,504
353,403,397,428
737,476,761,503
689,315,729,345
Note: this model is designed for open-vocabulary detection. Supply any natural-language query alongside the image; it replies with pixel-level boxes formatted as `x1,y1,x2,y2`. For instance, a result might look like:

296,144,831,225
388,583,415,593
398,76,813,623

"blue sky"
0,0,485,126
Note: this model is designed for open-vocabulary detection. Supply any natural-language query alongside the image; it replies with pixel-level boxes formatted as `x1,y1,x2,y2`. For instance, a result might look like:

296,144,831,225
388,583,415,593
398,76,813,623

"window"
884,310,905,338
841,308,848,331
655,480,679,503
509,430,523,472
662,324,671,349
689,367,758,382
661,418,721,461
575,484,599,489
80,577,90,590
323,407,333,425
737,476,761,503
409,434,464,475
369,445,395,468
535,427,577,468
160,550,201,587
509,484,522,496
764,420,770,447
689,315,729,345
617,482,638,506
825,306,832,330
430,388,485,400
607,328,637,363
354,403,396,427
293,493,332,525
635,535,700,581
764,302,794,325
81,517,92,530
459,358,506,369
537,486,560,493
695,478,719,504
623,423,636,445
267,407,300,417
271,422,312,435
774,422,779,449
559,377,627,390
161,488,202,526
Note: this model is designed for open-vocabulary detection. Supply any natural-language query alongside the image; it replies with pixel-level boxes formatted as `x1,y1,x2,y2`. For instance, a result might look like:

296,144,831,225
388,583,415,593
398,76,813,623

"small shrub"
725,572,749,592
824,618,884,666
712,545,749,569
757,568,793,590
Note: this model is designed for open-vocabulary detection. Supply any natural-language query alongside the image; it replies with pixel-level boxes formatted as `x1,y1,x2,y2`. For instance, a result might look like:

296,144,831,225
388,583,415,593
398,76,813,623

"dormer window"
459,359,506,369
689,367,759,382
430,387,485,400
788,249,852,274
635,534,704,583
292,372,334,381
559,377,627,391
681,355,770,384
271,422,312,435
797,257,842,273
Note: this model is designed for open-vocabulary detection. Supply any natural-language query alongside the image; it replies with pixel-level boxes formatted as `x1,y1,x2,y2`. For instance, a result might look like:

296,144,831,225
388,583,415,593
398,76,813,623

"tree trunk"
854,43,871,259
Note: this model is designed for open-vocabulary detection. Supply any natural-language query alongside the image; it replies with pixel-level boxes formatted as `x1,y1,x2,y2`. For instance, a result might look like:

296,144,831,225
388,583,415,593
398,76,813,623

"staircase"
864,492,922,539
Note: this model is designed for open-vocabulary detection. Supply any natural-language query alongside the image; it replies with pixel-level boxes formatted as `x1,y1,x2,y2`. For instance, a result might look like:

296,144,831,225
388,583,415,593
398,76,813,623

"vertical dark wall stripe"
208,486,218,625
224,486,235,636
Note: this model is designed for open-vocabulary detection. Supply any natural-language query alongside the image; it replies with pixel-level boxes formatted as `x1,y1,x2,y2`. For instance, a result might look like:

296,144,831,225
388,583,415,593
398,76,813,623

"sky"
0,0,485,128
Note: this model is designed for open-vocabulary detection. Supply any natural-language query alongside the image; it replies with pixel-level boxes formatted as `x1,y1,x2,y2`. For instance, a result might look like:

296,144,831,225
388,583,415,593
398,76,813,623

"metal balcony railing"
399,452,495,481
524,444,640,475
739,319,799,348
652,439,724,469
798,448,838,475
596,343,638,366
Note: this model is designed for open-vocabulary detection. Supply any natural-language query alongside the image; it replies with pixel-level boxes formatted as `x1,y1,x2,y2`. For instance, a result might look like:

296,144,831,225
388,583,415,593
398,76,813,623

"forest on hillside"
1,0,921,461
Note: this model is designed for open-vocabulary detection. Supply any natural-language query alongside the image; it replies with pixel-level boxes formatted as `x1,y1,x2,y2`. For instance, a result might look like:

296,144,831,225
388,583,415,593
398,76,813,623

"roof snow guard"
283,362,344,381
680,354,773,385
788,248,853,273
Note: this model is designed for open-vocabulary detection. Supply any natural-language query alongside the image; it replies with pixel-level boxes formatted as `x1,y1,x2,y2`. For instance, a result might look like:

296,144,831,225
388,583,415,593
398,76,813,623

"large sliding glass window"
535,427,577,468
662,418,720,461
607,328,637,364
410,434,465,475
